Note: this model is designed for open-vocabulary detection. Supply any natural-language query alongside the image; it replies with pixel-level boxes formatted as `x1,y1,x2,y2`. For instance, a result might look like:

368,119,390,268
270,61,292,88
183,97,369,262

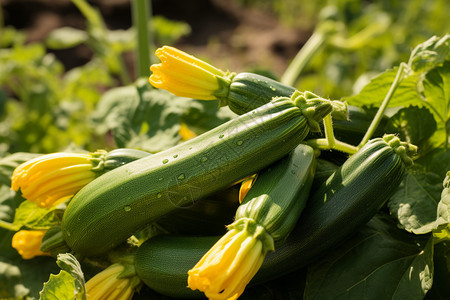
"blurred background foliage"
0,0,449,155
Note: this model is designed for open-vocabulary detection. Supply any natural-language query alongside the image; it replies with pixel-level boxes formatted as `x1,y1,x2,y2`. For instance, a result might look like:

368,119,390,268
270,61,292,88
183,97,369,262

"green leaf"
12,200,61,230
304,215,434,300
56,253,86,300
426,242,450,299
434,172,450,231
385,106,437,152
409,35,450,74
388,167,443,234
91,80,235,152
345,67,423,108
429,149,450,179
40,270,76,300
45,27,88,50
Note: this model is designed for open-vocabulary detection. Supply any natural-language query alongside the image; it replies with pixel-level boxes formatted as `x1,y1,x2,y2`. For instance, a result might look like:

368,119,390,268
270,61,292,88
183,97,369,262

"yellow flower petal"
149,46,229,100
12,230,49,259
188,219,273,300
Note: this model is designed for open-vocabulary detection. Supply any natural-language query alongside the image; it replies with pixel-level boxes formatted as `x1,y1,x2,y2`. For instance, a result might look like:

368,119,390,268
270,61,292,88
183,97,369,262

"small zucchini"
132,135,417,297
61,92,333,257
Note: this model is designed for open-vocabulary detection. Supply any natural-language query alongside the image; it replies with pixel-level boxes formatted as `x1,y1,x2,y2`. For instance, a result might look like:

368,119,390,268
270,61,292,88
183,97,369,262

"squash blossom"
11,151,107,207
86,262,142,300
188,218,274,300
149,46,234,101
12,230,49,259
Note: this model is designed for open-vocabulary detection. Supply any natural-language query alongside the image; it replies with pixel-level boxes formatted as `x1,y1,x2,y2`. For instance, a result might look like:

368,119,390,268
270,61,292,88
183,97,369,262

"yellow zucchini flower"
188,218,274,300
11,152,100,207
86,262,141,300
12,230,50,259
149,46,234,100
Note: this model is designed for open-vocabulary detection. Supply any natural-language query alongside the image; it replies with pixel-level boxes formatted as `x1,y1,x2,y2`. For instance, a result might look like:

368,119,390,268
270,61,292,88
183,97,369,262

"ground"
2,0,313,77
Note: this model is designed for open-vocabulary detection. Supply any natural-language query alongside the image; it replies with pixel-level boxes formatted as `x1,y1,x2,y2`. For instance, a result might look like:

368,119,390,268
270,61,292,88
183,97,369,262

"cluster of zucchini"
49,71,417,298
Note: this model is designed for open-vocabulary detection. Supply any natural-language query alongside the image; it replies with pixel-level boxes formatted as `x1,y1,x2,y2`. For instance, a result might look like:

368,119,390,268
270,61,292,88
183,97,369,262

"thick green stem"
132,0,152,78
304,138,358,155
0,220,20,231
323,114,335,149
281,31,327,86
357,63,407,149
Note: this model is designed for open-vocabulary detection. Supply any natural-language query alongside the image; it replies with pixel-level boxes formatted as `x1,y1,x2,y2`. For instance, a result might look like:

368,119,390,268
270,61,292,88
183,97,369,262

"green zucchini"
132,135,416,298
155,185,240,236
222,72,296,115
61,92,333,257
255,134,417,282
136,143,316,298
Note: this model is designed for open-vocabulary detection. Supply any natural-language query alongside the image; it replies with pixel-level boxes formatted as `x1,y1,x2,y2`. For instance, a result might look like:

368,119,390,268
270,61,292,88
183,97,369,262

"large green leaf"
384,106,437,154
409,35,450,74
304,214,434,300
345,67,423,108
12,200,61,231
91,79,236,153
388,167,443,234
40,270,76,300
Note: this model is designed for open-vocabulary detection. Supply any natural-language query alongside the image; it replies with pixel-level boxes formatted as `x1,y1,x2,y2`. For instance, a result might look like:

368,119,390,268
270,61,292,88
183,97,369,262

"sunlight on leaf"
388,167,443,234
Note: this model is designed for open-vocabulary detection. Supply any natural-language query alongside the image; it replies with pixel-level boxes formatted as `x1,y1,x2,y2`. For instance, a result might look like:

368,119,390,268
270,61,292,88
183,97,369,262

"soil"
1,0,313,78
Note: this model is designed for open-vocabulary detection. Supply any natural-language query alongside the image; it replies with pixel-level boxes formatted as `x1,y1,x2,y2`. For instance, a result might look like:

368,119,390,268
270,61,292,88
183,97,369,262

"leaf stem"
132,0,152,78
357,63,407,148
281,31,327,86
0,219,20,231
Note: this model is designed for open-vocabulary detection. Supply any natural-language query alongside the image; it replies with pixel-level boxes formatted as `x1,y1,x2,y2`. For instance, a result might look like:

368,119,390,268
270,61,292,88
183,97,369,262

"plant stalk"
357,63,407,148
132,0,152,78
281,31,327,86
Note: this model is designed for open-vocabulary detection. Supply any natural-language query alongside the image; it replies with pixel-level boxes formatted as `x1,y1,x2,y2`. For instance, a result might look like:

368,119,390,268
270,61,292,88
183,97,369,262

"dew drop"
178,173,185,180
219,134,224,139
201,157,208,163
158,177,164,181
188,147,193,150
124,205,131,212
162,159,169,164
173,154,178,158
66,231,71,237
157,193,162,198
237,140,244,146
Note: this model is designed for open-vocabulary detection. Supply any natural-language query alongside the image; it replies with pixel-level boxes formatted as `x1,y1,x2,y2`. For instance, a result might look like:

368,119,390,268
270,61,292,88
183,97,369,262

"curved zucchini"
61,93,333,256
133,135,416,297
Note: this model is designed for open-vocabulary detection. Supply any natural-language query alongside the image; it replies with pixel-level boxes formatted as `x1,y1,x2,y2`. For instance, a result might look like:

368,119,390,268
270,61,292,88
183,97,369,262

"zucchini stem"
305,114,358,155
357,63,407,149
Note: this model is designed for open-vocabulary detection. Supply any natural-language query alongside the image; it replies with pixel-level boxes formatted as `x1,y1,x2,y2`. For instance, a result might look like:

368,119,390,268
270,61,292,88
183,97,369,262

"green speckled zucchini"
61,92,333,257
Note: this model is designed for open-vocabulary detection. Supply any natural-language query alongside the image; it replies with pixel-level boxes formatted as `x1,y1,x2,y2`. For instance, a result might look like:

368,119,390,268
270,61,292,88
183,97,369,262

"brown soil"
2,0,313,77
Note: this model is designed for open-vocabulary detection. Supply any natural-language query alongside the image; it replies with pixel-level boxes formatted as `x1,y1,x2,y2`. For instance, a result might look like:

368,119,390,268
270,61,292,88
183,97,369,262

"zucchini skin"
62,98,315,257
226,72,296,115
134,137,410,297
236,143,316,244
254,136,409,282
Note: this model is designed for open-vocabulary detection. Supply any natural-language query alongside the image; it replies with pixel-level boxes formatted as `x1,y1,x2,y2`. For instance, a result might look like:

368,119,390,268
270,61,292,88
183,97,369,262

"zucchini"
61,92,333,257
223,72,296,115
255,134,417,282
155,185,240,236
136,143,316,298
187,144,316,299
133,135,417,298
